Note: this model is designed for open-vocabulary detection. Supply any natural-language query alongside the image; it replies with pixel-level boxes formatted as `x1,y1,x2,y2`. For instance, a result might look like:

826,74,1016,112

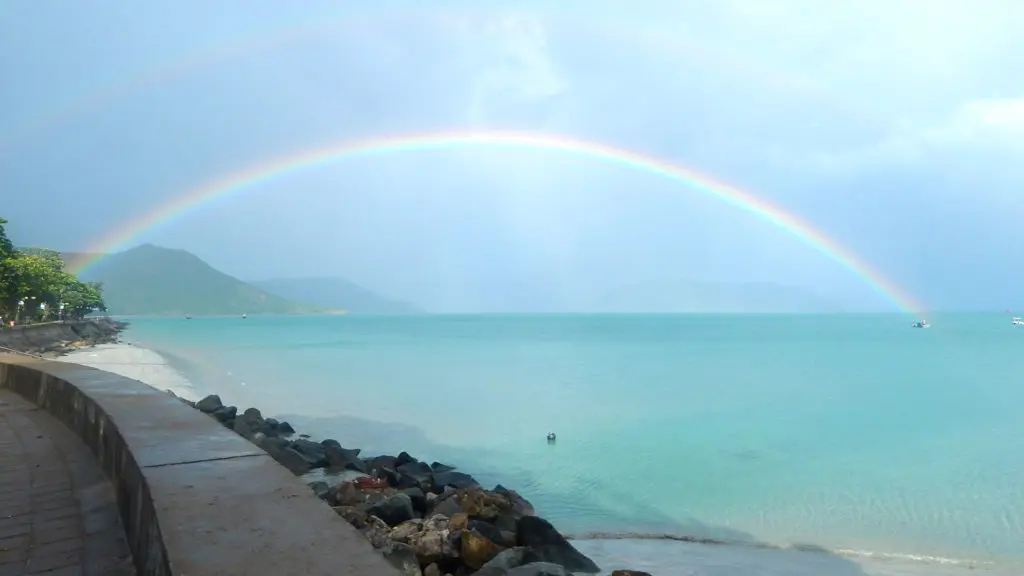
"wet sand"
58,343,199,401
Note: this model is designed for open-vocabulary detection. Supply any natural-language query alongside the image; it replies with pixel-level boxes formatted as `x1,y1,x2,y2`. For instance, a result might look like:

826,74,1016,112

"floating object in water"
546,432,557,443
242,313,247,319
185,313,191,320
911,319,930,328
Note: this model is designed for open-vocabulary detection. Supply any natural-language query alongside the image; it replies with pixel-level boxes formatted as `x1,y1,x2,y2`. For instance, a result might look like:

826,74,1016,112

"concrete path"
0,389,133,576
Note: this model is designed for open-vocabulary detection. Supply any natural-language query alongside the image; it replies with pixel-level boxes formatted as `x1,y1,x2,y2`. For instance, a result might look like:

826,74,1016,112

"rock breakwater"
0,318,125,356
177,392,654,576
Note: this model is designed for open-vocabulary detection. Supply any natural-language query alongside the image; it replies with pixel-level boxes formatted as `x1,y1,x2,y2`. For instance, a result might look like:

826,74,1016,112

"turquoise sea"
119,314,1024,575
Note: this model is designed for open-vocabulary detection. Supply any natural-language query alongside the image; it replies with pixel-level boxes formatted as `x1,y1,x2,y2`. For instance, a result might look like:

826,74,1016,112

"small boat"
185,314,191,320
1013,317,1024,326
912,320,930,328
242,313,247,319
546,432,557,443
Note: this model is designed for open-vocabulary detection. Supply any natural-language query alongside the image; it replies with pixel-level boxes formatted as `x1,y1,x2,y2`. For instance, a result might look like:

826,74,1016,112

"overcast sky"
1,1,1021,311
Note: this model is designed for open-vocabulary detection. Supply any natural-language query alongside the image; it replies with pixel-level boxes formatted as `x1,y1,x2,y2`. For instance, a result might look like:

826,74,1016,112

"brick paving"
0,389,133,576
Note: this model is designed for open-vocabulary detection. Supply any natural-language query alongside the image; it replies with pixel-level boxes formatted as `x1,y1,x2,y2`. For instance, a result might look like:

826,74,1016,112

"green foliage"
0,217,107,322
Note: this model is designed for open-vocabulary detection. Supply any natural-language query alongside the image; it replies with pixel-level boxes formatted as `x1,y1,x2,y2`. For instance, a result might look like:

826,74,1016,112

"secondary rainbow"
73,131,923,313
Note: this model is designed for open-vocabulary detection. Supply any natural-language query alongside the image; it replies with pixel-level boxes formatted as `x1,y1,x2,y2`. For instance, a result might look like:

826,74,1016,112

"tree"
0,218,16,314
0,218,107,321
60,280,106,319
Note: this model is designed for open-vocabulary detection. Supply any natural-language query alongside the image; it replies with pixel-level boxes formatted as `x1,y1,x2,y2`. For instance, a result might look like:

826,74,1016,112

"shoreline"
53,342,1021,575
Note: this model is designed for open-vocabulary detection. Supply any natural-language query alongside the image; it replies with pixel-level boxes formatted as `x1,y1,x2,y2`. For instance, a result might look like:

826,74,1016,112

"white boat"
1012,317,1024,326
912,320,930,328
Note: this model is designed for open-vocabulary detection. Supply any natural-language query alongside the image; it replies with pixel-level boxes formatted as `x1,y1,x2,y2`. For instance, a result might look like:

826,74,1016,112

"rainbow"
72,131,923,313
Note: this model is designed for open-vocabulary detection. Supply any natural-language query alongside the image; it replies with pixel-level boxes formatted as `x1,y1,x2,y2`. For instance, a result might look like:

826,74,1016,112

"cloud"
457,12,567,127
805,98,1024,174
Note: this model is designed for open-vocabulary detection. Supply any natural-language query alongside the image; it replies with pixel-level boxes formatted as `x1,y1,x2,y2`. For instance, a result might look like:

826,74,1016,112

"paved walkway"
0,389,133,576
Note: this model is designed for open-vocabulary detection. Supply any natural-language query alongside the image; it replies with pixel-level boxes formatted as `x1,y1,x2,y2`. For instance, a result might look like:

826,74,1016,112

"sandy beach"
58,343,200,402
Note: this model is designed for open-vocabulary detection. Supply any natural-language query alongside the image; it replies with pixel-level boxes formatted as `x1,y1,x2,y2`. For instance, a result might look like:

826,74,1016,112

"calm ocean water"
118,314,1024,574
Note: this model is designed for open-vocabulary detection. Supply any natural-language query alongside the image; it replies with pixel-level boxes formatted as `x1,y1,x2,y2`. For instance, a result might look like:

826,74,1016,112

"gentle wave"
565,532,996,569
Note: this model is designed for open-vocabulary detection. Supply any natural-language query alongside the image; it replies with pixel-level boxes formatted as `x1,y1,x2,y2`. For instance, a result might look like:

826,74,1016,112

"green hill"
251,277,423,315
73,244,331,316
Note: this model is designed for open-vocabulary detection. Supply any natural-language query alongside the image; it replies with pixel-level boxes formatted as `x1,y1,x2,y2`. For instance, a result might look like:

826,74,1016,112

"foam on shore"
58,343,200,401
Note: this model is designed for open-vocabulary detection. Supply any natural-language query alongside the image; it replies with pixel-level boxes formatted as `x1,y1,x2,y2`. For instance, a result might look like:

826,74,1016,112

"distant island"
70,244,332,317
251,277,423,315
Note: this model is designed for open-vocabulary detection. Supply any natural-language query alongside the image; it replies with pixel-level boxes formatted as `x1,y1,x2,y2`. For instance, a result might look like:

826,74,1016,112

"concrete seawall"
0,355,400,575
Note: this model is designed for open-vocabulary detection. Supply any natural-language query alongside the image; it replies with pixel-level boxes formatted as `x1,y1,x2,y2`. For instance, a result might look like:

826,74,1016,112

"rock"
493,513,517,533
494,484,536,517
258,436,290,454
376,467,401,487
461,529,506,569
432,470,479,491
366,493,416,527
515,516,600,574
308,481,330,500
325,443,366,472
211,405,236,423
395,450,417,468
331,482,362,507
232,418,255,439
431,496,461,518
401,486,428,516
475,547,545,573
423,563,442,576
389,519,424,543
430,461,456,473
406,515,457,565
277,420,295,434
365,454,399,475
469,519,506,547
195,394,223,413
382,542,422,576
361,514,392,549
398,460,433,476
266,446,311,475
291,438,328,466
610,571,653,576
449,512,469,531
333,506,368,528
460,487,510,521
396,461,435,492
264,417,280,428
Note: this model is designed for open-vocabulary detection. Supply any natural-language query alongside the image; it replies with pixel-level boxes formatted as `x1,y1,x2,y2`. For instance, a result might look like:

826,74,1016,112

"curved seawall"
0,354,399,575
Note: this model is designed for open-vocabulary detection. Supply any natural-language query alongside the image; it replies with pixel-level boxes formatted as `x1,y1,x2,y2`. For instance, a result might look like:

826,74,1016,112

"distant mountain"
72,244,331,316
252,277,424,315
594,279,844,313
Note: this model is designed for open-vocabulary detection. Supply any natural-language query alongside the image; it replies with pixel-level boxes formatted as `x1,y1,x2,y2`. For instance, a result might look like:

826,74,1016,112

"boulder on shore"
178,395,645,575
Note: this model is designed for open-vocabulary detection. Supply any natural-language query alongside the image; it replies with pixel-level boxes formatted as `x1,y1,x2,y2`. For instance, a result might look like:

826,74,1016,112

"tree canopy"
0,218,106,322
